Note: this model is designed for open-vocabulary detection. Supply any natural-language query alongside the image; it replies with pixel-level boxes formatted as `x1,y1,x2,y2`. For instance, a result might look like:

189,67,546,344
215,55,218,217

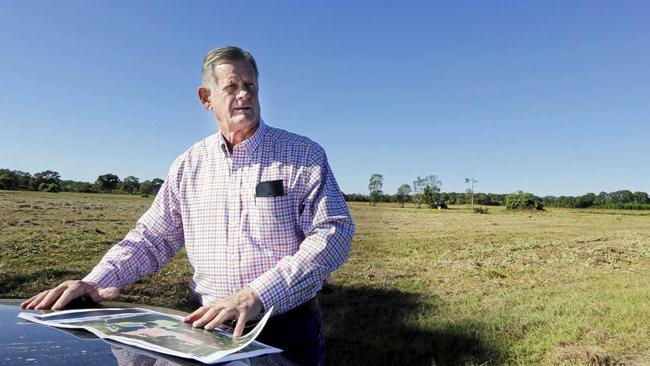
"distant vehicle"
430,200,448,209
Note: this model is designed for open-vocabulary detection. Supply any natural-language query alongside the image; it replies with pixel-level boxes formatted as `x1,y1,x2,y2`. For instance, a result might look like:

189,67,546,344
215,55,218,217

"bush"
473,207,489,214
38,182,60,193
505,191,544,210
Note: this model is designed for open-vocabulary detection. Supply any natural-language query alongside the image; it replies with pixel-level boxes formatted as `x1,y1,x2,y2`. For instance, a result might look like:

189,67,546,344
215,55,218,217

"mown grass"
2,191,650,365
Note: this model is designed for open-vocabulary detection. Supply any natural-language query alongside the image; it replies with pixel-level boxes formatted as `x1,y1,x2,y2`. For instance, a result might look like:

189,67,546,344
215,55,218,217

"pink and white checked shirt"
84,121,355,315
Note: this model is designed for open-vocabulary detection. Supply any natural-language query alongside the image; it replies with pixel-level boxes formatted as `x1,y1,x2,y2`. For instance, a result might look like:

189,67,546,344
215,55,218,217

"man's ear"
197,87,212,110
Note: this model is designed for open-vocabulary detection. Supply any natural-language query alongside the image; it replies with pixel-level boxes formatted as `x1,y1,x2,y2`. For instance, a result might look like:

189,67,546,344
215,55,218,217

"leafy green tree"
61,180,98,193
421,175,441,208
344,193,369,202
140,178,164,197
423,185,436,208
0,169,17,190
120,176,140,194
610,190,634,203
575,193,596,208
39,182,61,192
504,191,544,210
395,184,412,208
30,170,61,192
151,178,164,193
368,174,384,206
633,191,649,204
96,174,120,193
594,192,609,206
14,170,31,190
412,176,426,208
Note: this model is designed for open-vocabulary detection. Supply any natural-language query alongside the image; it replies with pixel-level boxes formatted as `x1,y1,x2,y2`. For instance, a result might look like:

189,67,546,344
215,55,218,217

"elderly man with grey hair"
22,46,355,366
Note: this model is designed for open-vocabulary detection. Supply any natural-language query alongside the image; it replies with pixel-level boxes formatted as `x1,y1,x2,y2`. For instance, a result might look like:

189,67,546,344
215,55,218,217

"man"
21,46,355,365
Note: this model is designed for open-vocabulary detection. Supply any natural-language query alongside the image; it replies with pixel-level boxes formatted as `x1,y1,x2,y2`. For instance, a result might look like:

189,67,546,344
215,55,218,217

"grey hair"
201,46,259,89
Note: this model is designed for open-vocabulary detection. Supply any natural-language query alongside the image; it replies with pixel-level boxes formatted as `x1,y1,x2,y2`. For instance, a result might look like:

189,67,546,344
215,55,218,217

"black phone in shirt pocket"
255,180,285,197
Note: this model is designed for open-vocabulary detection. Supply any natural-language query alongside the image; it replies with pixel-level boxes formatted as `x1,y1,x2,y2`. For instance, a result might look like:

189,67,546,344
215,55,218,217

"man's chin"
219,117,259,133
231,116,259,127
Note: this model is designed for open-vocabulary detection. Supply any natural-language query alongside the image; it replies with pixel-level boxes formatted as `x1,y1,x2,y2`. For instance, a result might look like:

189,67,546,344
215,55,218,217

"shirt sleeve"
83,161,185,289
248,143,355,314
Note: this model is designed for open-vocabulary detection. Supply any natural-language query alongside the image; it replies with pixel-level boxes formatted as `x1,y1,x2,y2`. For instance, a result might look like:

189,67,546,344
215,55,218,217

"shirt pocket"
251,195,297,257
253,195,293,228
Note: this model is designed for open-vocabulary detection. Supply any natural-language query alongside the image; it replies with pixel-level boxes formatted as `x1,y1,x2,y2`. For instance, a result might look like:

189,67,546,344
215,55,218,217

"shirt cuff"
83,265,121,289
248,268,287,315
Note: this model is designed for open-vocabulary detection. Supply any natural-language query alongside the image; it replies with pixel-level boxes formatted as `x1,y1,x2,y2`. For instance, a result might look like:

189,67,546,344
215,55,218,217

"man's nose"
236,88,251,101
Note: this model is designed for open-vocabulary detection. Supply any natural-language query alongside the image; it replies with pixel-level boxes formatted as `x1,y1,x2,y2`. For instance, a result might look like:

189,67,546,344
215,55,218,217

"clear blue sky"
1,1,649,196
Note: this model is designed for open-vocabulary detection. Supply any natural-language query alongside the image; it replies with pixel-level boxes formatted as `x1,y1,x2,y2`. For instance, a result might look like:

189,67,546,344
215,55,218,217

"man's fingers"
35,286,67,310
233,312,248,337
192,307,222,328
51,285,84,310
21,280,109,311
20,293,41,309
184,306,209,323
204,308,236,331
22,291,48,309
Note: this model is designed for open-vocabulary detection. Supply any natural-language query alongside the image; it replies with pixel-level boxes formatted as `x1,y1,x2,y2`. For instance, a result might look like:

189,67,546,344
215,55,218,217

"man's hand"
20,280,119,310
184,287,262,337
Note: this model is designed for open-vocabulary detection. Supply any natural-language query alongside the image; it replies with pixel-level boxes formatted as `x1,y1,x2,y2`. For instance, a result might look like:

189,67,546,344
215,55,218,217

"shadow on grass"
0,269,82,296
321,284,503,366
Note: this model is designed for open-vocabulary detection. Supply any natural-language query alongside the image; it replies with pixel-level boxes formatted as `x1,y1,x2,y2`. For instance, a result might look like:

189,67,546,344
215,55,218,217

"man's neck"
220,121,260,153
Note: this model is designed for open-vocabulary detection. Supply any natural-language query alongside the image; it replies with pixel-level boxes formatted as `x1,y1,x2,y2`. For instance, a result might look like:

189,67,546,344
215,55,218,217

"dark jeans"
256,297,325,366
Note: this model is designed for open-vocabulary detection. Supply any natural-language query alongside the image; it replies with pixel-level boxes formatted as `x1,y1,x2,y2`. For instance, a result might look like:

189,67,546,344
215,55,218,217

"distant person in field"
21,46,355,366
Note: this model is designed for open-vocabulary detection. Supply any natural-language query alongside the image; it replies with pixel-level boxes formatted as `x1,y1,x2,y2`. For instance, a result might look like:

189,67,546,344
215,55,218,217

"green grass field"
2,191,650,365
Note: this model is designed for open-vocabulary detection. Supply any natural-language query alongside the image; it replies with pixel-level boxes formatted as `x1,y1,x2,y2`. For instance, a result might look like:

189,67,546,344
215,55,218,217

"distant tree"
412,176,426,208
139,180,154,197
140,178,164,197
477,193,502,206
633,191,649,204
39,182,61,192
120,176,140,194
395,184,412,208
504,191,544,210
96,174,120,193
422,185,436,208
421,175,442,208
61,180,98,193
594,191,610,206
575,193,596,208
14,170,31,190
30,170,61,192
424,175,441,192
368,174,384,206
610,190,634,203
0,169,17,190
151,178,164,194
344,193,369,202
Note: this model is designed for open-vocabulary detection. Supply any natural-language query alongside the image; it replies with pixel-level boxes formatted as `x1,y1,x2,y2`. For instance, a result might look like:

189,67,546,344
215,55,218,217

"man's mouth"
233,107,252,112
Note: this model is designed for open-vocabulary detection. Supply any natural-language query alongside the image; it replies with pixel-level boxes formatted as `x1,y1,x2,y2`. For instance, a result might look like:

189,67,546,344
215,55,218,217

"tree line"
3,168,649,210
349,173,650,210
0,169,164,196
541,190,650,210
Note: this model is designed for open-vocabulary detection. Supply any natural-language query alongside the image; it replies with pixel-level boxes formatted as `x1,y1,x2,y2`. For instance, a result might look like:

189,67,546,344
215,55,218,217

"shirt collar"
217,120,267,157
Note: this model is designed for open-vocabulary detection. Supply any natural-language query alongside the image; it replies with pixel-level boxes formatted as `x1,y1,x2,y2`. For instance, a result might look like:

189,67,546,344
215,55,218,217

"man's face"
206,60,260,133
